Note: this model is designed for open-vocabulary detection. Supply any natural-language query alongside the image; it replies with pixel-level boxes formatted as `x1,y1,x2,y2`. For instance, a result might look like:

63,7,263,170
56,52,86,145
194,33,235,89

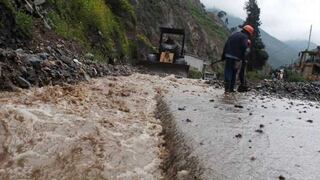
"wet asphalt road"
165,86,320,180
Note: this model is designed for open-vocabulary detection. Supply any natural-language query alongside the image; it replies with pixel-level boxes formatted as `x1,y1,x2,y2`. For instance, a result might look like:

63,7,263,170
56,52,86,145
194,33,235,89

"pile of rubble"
0,47,132,91
254,80,320,101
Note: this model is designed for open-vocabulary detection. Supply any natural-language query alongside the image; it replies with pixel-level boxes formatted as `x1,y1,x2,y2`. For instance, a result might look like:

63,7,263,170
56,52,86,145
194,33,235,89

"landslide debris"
0,47,132,91
255,80,320,101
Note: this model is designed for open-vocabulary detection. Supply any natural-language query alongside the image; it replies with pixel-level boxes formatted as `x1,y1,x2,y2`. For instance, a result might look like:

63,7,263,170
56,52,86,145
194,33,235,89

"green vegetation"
15,11,33,36
247,71,264,81
1,1,33,36
47,0,135,61
137,34,156,51
1,0,14,10
286,71,306,82
188,67,203,79
186,0,228,39
244,0,269,70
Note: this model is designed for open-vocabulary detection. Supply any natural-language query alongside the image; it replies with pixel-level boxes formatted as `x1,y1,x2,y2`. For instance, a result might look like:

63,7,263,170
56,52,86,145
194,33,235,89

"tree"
217,11,227,19
243,0,268,70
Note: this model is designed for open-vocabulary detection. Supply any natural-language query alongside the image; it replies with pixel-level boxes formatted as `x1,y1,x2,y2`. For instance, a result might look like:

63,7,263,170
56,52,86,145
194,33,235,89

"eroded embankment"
156,96,202,180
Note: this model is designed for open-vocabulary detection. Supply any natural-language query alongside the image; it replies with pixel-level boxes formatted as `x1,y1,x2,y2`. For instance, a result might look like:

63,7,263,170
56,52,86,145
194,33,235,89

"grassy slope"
186,0,228,40
47,0,136,61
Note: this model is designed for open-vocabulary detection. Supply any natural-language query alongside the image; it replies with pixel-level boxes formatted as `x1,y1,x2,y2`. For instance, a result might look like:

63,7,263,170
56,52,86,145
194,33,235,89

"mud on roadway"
0,73,320,180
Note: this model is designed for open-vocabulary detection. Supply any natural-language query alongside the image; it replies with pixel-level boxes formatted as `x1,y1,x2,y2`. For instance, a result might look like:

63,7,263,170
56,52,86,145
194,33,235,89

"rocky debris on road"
0,48,132,91
279,175,286,180
185,118,192,123
306,120,314,123
234,104,244,109
178,106,186,111
206,79,224,89
235,134,242,139
254,80,320,102
250,156,257,161
206,79,320,102
255,129,264,134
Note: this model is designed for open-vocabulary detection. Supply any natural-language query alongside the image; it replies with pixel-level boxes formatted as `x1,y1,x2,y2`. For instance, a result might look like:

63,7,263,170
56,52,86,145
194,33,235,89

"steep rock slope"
0,0,228,63
135,0,228,61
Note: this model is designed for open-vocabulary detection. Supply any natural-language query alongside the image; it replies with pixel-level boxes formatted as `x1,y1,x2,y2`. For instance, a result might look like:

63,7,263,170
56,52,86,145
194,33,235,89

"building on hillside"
295,46,320,80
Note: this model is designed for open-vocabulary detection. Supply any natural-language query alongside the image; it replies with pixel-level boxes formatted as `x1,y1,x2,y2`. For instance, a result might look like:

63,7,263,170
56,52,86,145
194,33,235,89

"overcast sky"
200,0,320,45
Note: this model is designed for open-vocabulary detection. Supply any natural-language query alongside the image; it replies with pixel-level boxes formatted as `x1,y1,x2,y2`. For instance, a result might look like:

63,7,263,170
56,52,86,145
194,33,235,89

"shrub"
247,71,264,81
48,0,131,61
286,71,306,82
188,67,203,79
15,11,33,36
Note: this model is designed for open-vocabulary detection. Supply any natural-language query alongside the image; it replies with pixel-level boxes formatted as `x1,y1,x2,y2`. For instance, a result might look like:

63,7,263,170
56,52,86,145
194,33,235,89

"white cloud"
200,0,320,44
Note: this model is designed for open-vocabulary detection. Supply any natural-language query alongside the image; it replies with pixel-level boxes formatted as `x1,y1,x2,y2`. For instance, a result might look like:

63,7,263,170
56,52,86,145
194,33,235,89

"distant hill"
285,40,318,52
208,8,298,68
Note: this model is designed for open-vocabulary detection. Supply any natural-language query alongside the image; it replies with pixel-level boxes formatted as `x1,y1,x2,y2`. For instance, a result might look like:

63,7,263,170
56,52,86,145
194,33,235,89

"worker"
221,25,254,93
238,39,252,92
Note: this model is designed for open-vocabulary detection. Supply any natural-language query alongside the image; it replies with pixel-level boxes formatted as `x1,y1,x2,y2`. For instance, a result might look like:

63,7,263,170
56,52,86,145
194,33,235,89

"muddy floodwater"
0,74,168,180
166,86,320,180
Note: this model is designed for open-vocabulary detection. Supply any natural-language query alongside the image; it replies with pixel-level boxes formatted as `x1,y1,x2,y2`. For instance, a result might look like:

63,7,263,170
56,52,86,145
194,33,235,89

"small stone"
235,134,242,138
279,175,286,180
177,170,189,179
209,99,215,102
249,113,253,116
186,119,192,123
255,129,263,134
178,107,186,111
235,105,244,109
306,120,313,123
250,156,256,161
259,124,265,128
17,76,31,89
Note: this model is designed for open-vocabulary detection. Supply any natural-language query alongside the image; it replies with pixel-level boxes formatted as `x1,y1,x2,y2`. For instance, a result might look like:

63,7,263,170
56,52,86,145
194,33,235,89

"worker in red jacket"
221,25,254,93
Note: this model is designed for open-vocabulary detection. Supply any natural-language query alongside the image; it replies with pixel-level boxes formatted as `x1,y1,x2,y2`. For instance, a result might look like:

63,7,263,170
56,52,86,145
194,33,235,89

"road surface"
165,83,320,180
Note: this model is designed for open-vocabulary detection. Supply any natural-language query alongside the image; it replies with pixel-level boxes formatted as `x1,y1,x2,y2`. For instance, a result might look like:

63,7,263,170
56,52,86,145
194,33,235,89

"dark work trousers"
239,60,247,86
224,58,239,92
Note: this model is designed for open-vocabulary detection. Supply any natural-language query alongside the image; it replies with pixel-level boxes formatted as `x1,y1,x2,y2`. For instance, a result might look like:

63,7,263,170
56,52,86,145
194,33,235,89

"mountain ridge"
208,8,301,68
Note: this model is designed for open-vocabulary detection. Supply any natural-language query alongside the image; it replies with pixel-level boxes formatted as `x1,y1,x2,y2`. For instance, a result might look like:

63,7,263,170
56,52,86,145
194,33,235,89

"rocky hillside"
0,0,228,62
0,0,228,90
135,0,228,61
